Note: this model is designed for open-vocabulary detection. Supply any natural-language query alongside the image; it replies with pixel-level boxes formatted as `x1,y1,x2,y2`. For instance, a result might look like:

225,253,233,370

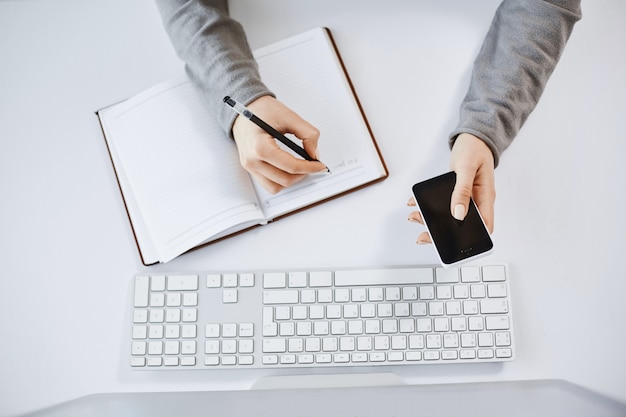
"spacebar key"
334,268,434,286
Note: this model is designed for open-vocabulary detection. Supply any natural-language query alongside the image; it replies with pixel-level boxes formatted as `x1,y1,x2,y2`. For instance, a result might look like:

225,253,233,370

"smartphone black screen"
412,172,493,265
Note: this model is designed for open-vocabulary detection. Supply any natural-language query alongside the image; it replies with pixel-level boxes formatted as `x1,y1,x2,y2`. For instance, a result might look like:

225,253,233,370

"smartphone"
411,171,493,266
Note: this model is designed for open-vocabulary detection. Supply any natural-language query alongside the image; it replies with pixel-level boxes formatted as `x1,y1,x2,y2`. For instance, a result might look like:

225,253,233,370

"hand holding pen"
225,95,329,194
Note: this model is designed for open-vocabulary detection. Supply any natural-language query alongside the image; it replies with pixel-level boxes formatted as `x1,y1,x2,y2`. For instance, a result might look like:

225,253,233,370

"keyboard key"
289,338,304,352
204,356,219,366
181,357,196,366
453,284,469,299
351,288,367,302
222,323,237,337
165,325,179,339
461,333,477,348
133,310,148,323
239,355,254,365
356,337,372,351
131,357,146,367
239,339,254,353
399,319,415,333
435,268,459,283
482,265,506,282
239,323,254,337
181,341,196,355
496,348,513,358
204,340,219,354
298,354,314,364
487,284,507,298
165,309,180,323
263,290,298,304
167,275,198,291
385,287,401,301
263,272,286,288
206,274,221,288
339,337,355,351
205,324,220,338
131,342,146,355
182,309,197,322
148,358,162,367
420,286,435,300
149,310,164,323
478,332,494,347
468,317,484,331
240,273,255,287
335,268,434,287
309,271,332,287
460,349,476,359
222,340,237,354
334,289,350,302
263,339,286,353
480,300,509,314
166,293,181,307
133,276,150,307
451,317,467,331
263,355,278,365
460,267,481,282
402,287,417,301
495,332,512,347
151,275,166,291
223,273,238,288
318,289,333,303
288,272,307,288
442,350,458,360
486,316,510,330
281,354,296,364
222,289,237,303
368,287,384,301
182,324,196,338
183,293,198,306
478,349,494,359
305,338,321,352
133,325,147,339
334,353,350,363
222,356,236,365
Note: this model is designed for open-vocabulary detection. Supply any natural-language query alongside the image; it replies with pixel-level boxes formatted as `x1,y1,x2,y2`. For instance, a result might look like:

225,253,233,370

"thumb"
281,112,320,160
450,170,473,221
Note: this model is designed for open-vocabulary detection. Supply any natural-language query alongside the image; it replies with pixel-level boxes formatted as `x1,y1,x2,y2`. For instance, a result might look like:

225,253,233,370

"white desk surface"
1,1,625,415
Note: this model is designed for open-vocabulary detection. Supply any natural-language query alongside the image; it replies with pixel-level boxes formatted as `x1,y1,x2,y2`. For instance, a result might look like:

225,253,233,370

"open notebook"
97,27,387,265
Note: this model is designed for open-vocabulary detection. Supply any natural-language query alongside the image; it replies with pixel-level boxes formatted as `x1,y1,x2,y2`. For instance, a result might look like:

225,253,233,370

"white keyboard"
129,264,514,369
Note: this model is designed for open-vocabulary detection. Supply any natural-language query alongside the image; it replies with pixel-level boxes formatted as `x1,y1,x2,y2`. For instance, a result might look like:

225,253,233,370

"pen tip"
223,96,230,102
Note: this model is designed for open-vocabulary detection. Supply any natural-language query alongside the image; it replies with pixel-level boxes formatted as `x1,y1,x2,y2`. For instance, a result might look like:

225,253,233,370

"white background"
1,1,625,416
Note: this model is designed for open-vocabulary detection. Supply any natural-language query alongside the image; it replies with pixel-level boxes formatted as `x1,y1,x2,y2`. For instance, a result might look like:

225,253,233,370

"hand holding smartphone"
411,171,493,266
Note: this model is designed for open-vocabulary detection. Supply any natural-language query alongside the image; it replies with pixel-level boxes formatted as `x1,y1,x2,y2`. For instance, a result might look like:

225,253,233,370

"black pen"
223,96,329,170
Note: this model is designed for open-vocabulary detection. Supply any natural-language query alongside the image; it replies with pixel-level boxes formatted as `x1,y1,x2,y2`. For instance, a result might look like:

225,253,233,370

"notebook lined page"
252,29,386,218
101,80,265,263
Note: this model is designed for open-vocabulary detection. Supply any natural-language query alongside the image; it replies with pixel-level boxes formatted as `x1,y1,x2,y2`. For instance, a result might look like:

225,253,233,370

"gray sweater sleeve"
449,0,582,166
154,0,273,137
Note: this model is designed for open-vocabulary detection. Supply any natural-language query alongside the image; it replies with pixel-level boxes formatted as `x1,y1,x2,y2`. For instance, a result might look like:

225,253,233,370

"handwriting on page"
331,157,360,171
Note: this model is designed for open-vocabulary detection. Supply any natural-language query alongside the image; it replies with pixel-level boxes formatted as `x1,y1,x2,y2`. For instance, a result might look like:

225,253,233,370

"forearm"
154,0,273,135
450,0,582,166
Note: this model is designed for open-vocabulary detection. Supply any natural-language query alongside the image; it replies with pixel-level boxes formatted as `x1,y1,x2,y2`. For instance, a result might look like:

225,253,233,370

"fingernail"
453,204,465,221
416,238,428,245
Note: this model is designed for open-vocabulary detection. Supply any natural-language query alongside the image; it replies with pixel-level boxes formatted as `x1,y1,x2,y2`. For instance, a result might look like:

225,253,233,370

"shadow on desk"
22,379,626,417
